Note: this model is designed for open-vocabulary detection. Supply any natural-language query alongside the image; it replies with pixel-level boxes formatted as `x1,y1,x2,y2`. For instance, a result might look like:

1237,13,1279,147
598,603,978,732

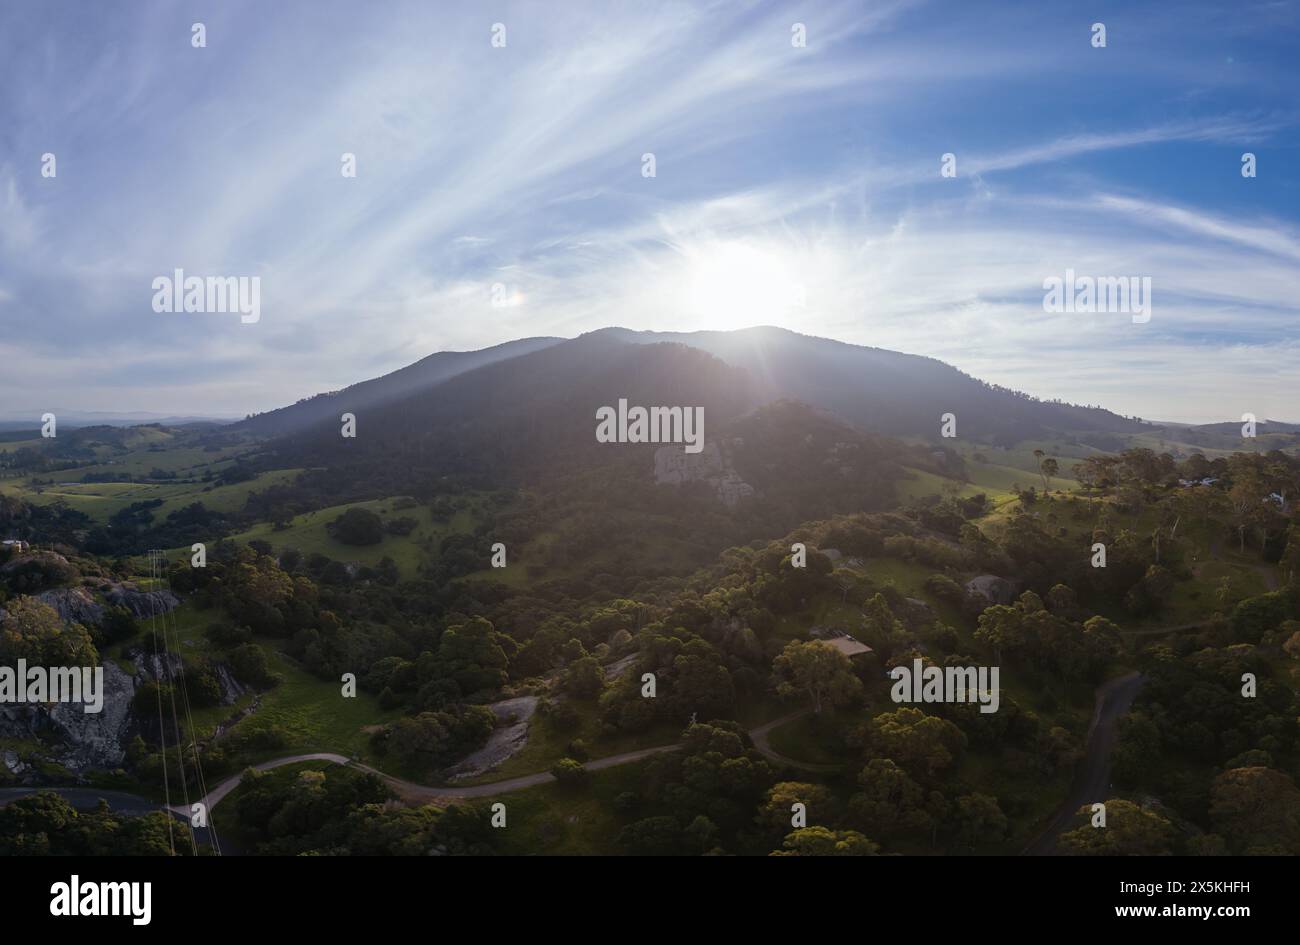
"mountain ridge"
232,335,565,437
249,324,1151,446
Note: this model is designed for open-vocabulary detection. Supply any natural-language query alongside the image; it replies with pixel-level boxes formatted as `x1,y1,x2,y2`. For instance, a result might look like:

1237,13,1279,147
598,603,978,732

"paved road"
749,709,843,773
178,752,353,814
0,786,167,816
1022,671,1145,856
3,707,830,825
136,746,690,814
186,712,832,809
0,746,680,822
328,744,682,806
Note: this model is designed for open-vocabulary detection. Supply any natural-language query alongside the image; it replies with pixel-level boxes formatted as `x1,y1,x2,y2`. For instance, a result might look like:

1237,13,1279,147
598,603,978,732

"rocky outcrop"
47,661,137,770
820,547,865,571
603,653,638,680
132,649,242,706
104,585,180,620
0,550,75,577
0,707,47,747
965,574,1017,605
444,696,539,782
654,440,755,507
212,662,247,707
0,642,245,778
35,587,105,627
0,582,193,778
0,551,82,594
0,661,137,772
1,582,180,630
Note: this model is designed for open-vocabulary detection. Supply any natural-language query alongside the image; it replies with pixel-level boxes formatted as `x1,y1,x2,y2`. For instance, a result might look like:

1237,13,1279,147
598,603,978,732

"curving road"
181,709,838,812
2,707,830,825
0,747,683,822
182,752,354,813
748,709,843,773
1021,670,1145,856
187,719,836,811
1,672,1150,856
178,745,685,813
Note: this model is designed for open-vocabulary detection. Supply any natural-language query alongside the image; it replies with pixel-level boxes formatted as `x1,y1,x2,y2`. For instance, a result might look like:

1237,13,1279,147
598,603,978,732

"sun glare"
682,241,807,330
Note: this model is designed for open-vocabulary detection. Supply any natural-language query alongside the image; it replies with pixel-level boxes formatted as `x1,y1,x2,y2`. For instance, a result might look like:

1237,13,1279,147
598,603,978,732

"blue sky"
1,0,1297,423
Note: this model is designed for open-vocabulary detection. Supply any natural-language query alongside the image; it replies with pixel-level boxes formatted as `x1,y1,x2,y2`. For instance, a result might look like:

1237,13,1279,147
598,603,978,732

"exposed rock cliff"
104,584,181,620
965,574,1017,605
35,586,105,627
654,439,755,507
0,661,137,772
47,660,138,770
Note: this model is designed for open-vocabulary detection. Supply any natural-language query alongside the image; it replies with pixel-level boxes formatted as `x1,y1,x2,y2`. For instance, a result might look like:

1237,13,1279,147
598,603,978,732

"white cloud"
0,0,1295,427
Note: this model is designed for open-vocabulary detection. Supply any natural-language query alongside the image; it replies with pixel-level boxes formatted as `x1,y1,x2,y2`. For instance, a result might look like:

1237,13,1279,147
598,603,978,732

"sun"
682,240,807,331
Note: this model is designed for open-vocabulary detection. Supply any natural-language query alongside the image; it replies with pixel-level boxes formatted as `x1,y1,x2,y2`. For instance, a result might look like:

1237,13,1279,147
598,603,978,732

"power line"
149,550,198,855
146,550,176,856
158,557,222,855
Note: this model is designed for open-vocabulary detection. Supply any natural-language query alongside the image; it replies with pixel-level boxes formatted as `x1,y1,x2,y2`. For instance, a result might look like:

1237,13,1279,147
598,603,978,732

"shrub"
550,758,587,788
328,508,384,546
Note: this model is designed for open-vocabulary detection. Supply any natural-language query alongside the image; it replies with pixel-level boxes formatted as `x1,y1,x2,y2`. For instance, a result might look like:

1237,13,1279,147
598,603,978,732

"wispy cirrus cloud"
0,0,1296,425
963,117,1284,177
1093,194,1300,262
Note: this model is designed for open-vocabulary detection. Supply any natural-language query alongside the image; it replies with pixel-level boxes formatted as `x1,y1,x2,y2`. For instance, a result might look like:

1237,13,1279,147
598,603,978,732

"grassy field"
232,646,400,762
0,436,45,454
460,523,596,589
223,494,484,577
861,555,935,597
484,759,651,855
0,467,303,522
461,502,715,589
0,478,178,520
1126,429,1300,460
0,423,273,522
771,596,864,644
896,457,1070,507
973,487,1283,636
895,467,987,503
766,712,846,766
118,600,400,768
1159,553,1273,625
456,702,681,785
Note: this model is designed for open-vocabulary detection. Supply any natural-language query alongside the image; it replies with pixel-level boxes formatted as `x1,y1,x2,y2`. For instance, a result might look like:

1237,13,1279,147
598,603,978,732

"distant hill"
1145,418,1300,453
242,325,1149,449
232,336,564,437
254,334,935,555
0,413,234,432
1169,419,1300,435
265,332,760,482
590,326,1147,442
